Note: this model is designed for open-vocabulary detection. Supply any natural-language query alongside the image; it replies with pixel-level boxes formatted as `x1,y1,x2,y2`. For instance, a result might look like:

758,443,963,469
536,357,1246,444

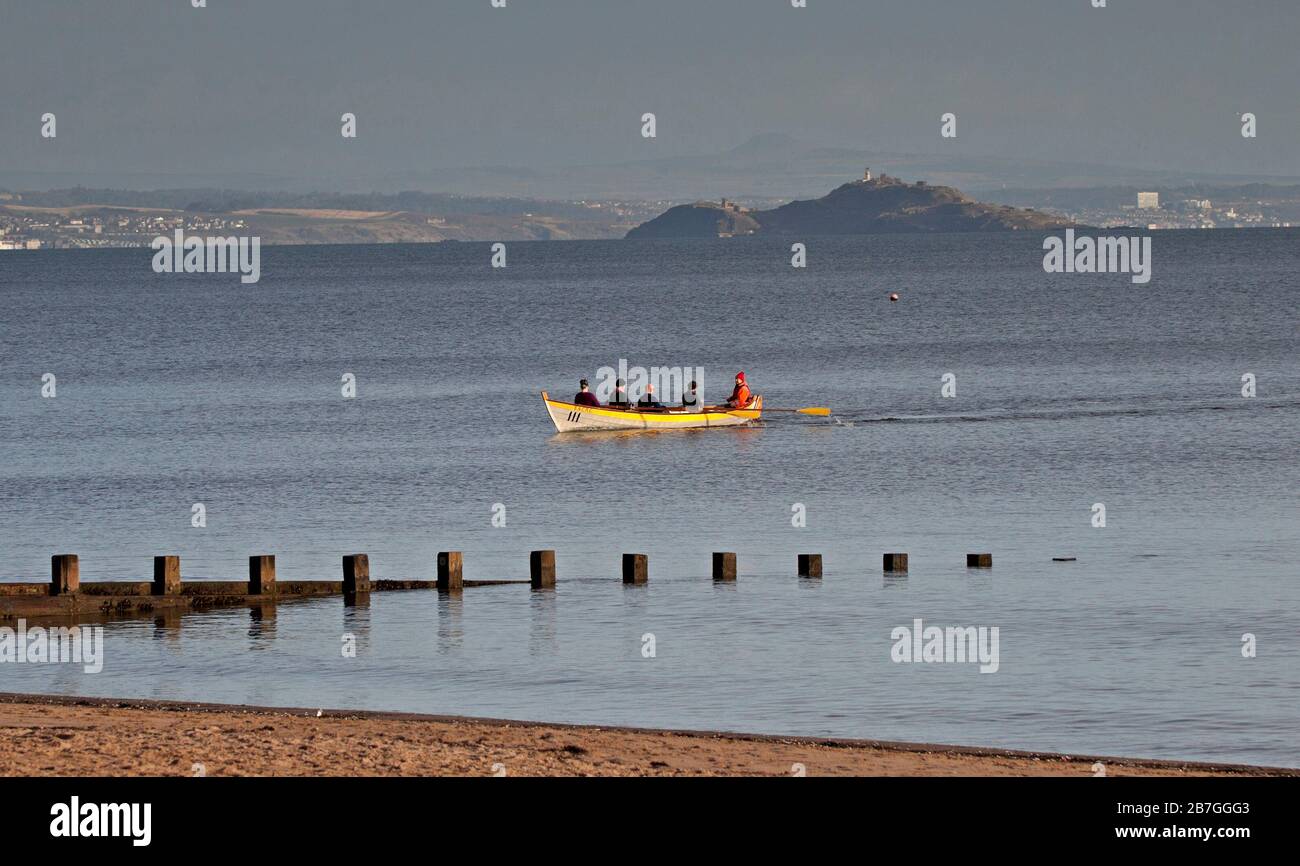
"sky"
1,0,1297,190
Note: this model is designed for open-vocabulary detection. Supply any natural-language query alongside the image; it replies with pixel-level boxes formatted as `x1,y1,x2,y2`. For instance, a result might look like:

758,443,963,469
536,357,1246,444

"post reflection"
248,602,277,645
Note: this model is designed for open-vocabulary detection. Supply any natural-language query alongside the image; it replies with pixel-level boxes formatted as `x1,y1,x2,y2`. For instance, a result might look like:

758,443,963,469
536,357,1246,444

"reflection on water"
528,587,558,656
436,592,464,650
152,609,184,644
343,600,372,655
546,425,767,447
247,603,277,645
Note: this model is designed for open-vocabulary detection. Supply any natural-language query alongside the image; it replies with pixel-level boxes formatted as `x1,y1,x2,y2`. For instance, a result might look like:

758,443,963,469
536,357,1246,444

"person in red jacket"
725,371,753,408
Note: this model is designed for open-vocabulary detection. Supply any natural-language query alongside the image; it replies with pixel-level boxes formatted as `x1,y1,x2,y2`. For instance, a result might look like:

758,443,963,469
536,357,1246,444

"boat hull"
542,391,762,432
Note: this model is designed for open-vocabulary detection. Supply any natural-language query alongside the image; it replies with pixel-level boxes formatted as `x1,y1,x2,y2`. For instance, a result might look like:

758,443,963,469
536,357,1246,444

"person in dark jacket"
638,383,663,409
682,380,700,408
573,379,601,407
609,378,630,407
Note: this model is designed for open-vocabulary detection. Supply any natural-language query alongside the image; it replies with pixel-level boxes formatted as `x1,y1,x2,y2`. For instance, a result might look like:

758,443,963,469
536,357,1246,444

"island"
625,169,1074,238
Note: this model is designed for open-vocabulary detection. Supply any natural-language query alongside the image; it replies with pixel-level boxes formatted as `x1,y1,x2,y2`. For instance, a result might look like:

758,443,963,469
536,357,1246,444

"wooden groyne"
1,549,1003,624
0,552,527,623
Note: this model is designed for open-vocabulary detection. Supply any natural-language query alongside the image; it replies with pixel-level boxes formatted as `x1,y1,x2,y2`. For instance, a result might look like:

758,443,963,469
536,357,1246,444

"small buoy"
888,292,900,302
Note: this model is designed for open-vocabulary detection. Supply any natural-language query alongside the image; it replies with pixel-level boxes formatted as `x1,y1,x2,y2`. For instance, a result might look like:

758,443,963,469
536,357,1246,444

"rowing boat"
541,390,762,432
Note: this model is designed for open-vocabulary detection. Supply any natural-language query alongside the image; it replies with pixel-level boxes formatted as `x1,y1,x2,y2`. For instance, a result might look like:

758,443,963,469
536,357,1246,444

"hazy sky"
2,0,1297,187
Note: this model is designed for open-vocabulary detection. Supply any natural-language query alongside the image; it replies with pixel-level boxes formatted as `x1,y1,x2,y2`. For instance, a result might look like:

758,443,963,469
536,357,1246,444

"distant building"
1137,191,1160,209
863,167,872,182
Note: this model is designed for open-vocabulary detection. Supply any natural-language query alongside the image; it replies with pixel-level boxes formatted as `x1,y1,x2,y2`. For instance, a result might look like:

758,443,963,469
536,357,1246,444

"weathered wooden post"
50,554,79,596
798,553,822,578
966,553,992,568
883,553,909,572
152,555,181,595
343,554,371,594
530,550,556,589
622,553,647,585
249,555,277,594
437,551,463,593
712,552,736,581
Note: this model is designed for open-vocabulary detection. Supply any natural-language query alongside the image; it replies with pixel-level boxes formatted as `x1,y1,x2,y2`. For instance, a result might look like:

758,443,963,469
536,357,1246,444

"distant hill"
626,173,1072,239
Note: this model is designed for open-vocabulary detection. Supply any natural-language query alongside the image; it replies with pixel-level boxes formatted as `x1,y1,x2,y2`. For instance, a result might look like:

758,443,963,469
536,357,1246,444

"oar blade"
796,407,831,416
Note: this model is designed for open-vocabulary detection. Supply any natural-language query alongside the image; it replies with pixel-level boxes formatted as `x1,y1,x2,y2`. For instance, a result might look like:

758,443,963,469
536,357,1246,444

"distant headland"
625,169,1075,239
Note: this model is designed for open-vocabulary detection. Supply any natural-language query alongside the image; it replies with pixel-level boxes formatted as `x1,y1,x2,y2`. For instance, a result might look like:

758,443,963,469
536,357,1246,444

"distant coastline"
3,174,1298,251
0,189,657,250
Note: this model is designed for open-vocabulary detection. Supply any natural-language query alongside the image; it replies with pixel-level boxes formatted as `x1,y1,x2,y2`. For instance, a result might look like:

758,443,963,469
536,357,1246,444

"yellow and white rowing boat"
542,390,762,433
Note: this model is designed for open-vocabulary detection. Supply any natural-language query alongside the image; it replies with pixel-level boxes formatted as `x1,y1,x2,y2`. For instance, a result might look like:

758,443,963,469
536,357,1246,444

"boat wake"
831,399,1298,427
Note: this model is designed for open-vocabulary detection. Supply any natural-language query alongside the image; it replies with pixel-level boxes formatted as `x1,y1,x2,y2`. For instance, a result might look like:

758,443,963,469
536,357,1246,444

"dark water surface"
1,231,1296,766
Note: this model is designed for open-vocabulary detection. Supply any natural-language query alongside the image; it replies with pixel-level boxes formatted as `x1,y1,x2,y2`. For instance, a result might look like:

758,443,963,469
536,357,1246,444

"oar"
766,406,831,416
721,406,831,416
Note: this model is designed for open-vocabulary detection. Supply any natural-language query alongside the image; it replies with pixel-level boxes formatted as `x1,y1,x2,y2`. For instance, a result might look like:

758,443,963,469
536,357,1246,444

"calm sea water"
1,231,1297,767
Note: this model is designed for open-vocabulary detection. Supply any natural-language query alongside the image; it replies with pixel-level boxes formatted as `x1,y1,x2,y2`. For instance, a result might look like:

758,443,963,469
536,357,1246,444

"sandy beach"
1,693,1290,777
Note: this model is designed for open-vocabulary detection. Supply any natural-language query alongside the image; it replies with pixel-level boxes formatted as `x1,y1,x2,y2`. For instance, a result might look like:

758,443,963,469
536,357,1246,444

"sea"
1,230,1297,767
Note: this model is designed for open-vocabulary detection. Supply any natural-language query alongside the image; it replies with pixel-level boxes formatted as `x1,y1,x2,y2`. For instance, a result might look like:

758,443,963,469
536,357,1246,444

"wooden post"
437,551,463,593
712,552,736,581
883,553,909,572
50,554,79,595
530,550,556,589
798,553,822,578
343,554,371,594
622,553,647,585
249,555,277,594
152,555,181,595
966,553,992,568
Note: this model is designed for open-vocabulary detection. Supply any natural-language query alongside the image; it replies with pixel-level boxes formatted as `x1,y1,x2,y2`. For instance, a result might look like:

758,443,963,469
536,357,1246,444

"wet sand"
1,693,1290,777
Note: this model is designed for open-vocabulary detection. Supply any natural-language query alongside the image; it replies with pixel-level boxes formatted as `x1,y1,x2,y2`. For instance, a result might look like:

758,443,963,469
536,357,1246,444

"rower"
573,378,601,407
725,371,753,409
682,379,700,408
610,378,630,408
638,383,663,409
